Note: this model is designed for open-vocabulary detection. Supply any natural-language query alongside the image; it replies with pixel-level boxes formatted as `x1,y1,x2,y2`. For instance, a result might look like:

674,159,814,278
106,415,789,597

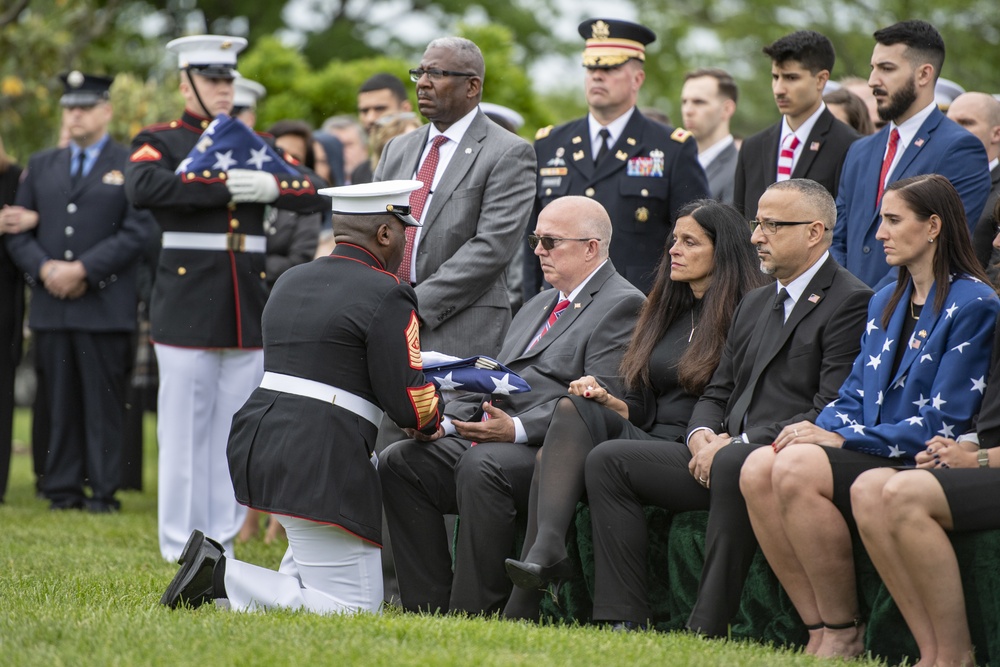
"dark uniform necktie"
726,288,790,436
71,150,86,188
594,128,611,164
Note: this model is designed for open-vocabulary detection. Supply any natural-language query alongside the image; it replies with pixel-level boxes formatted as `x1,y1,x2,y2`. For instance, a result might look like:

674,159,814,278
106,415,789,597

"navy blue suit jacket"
832,107,991,289
6,140,156,332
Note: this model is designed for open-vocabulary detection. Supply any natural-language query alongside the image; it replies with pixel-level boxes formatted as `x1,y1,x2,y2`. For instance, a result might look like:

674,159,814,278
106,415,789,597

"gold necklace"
909,300,922,321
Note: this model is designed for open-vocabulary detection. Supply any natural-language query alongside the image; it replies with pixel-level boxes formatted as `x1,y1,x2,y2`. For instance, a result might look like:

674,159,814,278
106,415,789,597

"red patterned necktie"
877,128,901,206
527,299,570,351
776,133,800,181
398,135,449,283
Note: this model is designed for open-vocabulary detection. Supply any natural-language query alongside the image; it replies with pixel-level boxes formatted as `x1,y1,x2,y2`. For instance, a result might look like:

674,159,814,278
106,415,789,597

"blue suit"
815,276,999,463
832,108,991,289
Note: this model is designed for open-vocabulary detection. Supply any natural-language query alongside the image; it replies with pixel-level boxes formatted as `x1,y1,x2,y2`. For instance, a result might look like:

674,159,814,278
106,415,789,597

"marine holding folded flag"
160,180,442,615
123,34,328,562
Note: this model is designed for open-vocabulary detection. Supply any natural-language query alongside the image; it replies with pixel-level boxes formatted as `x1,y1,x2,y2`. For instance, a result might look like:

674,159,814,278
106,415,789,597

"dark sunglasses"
528,235,600,250
408,68,477,82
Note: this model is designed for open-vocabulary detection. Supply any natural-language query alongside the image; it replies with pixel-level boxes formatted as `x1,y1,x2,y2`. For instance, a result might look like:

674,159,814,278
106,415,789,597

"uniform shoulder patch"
405,311,423,370
671,128,692,143
130,143,162,162
535,125,553,140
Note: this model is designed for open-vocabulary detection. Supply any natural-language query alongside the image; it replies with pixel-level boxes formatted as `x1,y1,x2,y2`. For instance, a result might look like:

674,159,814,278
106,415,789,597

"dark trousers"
36,330,130,506
379,436,536,614
586,439,763,633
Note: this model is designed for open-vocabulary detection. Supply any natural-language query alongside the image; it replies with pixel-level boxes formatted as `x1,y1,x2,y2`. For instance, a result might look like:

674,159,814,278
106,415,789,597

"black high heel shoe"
504,556,576,591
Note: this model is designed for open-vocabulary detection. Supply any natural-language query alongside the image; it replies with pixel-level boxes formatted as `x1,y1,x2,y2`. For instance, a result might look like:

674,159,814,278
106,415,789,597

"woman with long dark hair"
502,199,765,619
741,174,1000,659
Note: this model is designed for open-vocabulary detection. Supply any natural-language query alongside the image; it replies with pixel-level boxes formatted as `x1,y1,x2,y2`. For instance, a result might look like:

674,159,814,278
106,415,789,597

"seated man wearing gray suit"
380,196,645,615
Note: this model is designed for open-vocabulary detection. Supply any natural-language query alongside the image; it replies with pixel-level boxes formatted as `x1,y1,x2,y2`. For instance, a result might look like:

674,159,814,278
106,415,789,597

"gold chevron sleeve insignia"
407,384,439,430
405,311,423,369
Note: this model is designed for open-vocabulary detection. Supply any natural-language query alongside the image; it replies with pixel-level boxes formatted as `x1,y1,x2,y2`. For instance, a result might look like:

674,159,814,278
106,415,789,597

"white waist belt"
259,371,384,427
161,231,267,253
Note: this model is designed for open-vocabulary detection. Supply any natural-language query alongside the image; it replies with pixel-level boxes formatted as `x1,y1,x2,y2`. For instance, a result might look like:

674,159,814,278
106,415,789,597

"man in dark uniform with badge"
160,180,442,615
524,18,709,296
4,71,156,512
124,35,327,561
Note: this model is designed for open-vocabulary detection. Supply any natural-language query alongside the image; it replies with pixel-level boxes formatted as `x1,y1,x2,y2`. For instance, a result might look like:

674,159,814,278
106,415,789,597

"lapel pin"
910,338,921,349
464,147,472,154
616,150,628,161
572,136,582,144
808,293,821,303
574,302,581,309
626,137,637,146
556,147,565,157
914,138,925,147
919,330,928,338
573,150,585,161
810,141,820,151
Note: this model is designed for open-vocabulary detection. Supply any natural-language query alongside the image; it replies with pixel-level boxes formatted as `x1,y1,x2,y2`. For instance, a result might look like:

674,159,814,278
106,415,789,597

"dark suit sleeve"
687,297,749,437
744,285,871,443
669,135,710,221
943,134,992,235
124,130,232,211
517,291,645,443
5,156,47,279
732,144,748,217
78,202,156,288
367,283,442,435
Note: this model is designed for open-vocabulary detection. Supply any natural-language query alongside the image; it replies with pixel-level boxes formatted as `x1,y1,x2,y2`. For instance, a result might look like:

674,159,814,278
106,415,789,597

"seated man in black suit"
380,195,645,615
585,178,871,632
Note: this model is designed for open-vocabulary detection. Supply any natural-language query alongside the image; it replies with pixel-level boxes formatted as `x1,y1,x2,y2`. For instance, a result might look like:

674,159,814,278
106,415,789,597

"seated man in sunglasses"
380,195,645,615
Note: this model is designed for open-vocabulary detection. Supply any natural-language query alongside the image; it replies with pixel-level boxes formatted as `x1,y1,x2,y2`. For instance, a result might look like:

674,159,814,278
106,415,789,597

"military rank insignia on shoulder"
535,125,553,140
671,128,692,143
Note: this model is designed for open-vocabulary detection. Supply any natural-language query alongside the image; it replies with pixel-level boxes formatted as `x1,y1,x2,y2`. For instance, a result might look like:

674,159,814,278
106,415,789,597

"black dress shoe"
504,556,575,590
49,498,85,511
161,530,226,609
85,498,121,514
609,620,649,632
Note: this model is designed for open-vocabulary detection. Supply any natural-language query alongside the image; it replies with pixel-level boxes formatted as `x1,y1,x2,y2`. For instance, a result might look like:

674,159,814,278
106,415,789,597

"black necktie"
594,128,610,164
726,288,790,435
71,151,86,188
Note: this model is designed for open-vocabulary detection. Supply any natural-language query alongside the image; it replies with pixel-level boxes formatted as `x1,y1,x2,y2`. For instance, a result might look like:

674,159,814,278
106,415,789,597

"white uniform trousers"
154,344,263,561
224,515,383,614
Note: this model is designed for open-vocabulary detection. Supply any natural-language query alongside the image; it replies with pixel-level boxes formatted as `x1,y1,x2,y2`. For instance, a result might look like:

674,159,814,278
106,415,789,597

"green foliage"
633,0,1000,137
1,408,888,666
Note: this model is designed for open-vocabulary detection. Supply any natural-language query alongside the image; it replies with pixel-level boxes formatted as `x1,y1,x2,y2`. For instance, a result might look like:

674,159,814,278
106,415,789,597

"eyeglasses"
409,68,478,82
528,235,600,250
748,219,816,235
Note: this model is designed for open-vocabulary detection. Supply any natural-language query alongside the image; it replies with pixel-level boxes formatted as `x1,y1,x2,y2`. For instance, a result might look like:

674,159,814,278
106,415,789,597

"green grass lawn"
0,408,888,666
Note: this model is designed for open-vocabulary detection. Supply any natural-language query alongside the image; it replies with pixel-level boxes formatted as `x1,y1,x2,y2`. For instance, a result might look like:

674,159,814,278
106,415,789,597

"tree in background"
633,0,1000,138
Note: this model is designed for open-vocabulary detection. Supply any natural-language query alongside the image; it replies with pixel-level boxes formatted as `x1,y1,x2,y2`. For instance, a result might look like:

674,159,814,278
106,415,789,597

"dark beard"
877,77,918,122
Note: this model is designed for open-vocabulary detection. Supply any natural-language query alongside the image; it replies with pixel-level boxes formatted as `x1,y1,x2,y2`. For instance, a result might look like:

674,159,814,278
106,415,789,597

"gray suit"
374,109,536,358
704,141,738,205
380,260,645,614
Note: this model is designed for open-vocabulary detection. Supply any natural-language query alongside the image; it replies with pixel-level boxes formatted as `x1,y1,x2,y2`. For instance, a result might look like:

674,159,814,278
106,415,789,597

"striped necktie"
527,299,570,351
776,134,800,182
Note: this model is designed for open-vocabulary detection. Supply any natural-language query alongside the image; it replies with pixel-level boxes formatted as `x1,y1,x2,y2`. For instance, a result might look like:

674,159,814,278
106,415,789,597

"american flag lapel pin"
914,138,925,147
808,293,821,303
574,303,582,309
810,142,820,151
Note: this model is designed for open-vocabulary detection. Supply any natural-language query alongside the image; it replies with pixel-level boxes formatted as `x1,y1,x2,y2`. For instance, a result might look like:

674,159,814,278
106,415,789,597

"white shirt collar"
698,134,734,169
889,100,937,148
427,106,479,145
780,102,826,146
588,108,636,153
989,157,999,173
562,260,609,303
779,250,830,319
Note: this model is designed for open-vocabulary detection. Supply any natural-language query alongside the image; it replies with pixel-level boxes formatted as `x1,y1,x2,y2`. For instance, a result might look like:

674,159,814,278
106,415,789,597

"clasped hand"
772,420,844,452
226,169,279,204
916,436,977,469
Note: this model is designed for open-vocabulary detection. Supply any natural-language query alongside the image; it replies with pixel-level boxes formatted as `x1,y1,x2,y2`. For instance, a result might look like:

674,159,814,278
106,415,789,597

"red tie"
776,134,799,181
398,135,449,283
527,299,570,351
877,128,900,206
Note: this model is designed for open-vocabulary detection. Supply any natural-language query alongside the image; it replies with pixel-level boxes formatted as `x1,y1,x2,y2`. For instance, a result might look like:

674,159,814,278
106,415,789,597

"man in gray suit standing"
681,68,739,204
380,196,645,615
374,36,535,359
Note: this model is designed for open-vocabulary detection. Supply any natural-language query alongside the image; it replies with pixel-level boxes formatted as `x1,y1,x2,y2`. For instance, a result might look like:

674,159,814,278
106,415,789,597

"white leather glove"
227,169,279,203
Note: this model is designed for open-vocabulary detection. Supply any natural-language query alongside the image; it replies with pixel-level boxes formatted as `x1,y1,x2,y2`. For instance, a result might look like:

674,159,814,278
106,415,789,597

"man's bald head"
542,196,613,258
948,92,1000,161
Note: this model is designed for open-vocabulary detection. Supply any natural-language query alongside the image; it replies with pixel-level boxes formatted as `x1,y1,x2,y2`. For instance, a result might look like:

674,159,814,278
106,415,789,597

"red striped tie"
776,134,800,182
527,299,570,351
876,129,900,207
398,135,449,283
